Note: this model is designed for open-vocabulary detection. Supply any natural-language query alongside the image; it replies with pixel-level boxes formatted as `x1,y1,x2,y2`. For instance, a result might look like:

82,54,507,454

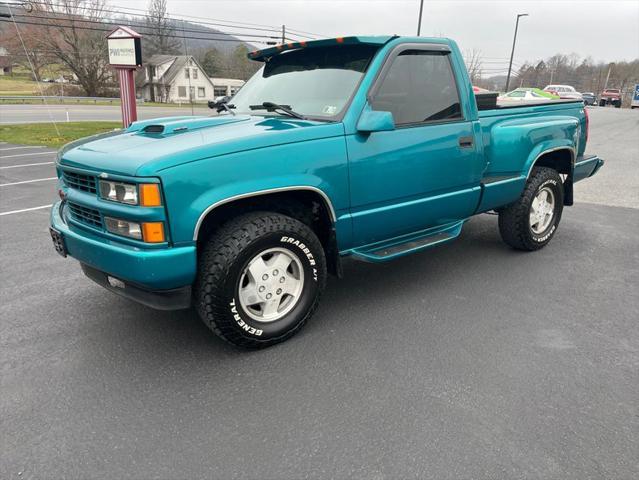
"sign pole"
106,26,142,128
116,67,137,127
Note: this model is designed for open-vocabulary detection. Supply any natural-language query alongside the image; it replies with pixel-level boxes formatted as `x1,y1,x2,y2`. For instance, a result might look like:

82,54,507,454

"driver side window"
370,50,462,126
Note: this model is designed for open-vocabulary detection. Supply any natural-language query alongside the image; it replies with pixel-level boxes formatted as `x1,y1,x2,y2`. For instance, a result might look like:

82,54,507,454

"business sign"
106,26,142,127
108,38,139,66
106,26,142,67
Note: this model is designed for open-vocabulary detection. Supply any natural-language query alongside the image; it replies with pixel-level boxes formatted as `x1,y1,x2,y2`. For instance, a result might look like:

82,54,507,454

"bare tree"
464,49,483,84
0,23,52,81
144,0,181,55
24,0,113,96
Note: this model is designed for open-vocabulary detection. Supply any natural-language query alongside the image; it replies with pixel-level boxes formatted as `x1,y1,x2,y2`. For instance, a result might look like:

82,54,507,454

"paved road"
0,103,208,124
1,108,638,479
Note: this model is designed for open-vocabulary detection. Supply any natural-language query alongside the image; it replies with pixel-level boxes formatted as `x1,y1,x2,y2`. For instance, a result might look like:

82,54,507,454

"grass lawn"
0,122,122,148
0,76,48,96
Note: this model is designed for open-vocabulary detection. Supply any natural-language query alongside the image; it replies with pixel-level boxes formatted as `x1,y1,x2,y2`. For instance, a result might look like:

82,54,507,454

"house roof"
139,55,215,89
145,54,177,67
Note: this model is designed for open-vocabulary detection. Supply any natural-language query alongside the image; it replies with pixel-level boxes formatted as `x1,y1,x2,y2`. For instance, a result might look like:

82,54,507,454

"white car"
543,84,583,100
499,88,554,102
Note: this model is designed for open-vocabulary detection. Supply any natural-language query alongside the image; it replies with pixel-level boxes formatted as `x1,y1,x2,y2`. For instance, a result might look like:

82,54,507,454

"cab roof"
247,36,396,62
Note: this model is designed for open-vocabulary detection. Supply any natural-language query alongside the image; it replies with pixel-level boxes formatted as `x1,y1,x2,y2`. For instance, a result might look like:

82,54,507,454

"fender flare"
192,185,337,241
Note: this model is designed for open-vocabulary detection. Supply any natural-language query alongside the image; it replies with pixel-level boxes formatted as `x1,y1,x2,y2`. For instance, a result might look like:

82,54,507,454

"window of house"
214,86,228,97
184,68,190,79
148,65,156,78
192,69,198,79
198,87,205,97
370,50,462,125
178,86,187,97
189,86,195,99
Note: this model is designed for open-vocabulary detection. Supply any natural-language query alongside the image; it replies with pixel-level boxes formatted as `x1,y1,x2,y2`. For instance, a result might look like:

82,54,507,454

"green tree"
229,44,260,80
199,48,222,76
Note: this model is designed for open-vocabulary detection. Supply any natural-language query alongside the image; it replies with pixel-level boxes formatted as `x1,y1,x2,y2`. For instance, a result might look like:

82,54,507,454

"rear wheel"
599,99,606,107
498,167,564,251
195,212,327,348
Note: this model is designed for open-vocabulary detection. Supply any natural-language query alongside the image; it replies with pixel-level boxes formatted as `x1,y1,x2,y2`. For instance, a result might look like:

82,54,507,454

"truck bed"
475,91,582,111
493,99,583,109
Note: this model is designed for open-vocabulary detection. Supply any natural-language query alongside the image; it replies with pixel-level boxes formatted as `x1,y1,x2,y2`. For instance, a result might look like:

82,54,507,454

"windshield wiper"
208,99,236,115
249,102,306,120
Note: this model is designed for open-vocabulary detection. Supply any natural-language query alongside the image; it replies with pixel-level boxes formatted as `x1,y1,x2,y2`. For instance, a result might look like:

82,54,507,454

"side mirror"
356,109,395,133
208,96,231,110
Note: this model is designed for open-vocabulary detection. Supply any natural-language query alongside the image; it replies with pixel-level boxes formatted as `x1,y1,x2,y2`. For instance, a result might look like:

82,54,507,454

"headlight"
98,180,162,207
99,180,138,205
104,217,165,243
104,217,142,239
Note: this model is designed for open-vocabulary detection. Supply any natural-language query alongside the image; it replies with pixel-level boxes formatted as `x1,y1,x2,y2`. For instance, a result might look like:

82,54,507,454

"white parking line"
0,177,57,187
0,204,52,216
0,146,46,152
0,161,55,170
0,152,56,159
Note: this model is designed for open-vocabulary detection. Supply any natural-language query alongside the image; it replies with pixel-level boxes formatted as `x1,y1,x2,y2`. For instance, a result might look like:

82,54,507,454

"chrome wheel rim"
238,247,304,323
530,186,555,234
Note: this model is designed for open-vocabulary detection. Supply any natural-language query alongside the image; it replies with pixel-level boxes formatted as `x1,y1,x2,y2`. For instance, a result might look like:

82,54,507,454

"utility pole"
505,13,528,92
282,25,286,43
417,0,424,36
603,63,614,90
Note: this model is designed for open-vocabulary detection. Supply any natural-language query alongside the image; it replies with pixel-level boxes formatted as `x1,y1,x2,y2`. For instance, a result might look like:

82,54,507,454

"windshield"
229,44,380,119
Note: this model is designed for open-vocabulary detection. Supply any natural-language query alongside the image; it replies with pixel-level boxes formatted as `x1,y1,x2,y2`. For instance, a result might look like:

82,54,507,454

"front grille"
63,170,97,194
68,202,103,229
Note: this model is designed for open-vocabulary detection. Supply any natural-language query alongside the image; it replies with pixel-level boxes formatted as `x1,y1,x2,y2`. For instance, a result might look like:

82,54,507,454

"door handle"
458,136,474,148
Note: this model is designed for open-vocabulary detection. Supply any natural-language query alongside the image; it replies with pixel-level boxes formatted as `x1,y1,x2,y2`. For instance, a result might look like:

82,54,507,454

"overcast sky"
122,0,639,69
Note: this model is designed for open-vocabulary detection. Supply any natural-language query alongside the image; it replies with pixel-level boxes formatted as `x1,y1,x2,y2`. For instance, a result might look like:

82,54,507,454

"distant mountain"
111,17,259,56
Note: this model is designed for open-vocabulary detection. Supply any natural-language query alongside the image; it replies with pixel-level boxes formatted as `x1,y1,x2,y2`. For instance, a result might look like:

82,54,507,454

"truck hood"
59,115,344,177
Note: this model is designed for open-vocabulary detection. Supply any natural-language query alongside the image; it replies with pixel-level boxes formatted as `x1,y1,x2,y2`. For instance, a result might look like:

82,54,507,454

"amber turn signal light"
142,222,165,243
139,183,162,207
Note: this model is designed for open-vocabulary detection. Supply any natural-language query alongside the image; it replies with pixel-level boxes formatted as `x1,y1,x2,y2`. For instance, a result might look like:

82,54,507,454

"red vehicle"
599,89,622,108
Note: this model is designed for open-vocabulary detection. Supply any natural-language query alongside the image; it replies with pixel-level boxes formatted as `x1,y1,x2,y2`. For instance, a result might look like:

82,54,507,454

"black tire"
195,211,327,348
498,167,564,251
599,99,606,107
615,101,621,108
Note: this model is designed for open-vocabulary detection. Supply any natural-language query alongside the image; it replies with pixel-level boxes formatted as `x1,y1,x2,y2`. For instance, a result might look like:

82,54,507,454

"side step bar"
350,221,464,262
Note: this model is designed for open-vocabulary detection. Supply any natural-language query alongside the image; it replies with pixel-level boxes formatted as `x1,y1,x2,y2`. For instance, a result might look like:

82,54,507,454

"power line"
8,0,318,40
0,17,274,44
9,12,282,40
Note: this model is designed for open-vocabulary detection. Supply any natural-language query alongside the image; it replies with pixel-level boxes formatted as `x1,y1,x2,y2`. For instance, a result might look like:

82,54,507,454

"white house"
209,77,246,98
0,46,12,76
138,55,216,103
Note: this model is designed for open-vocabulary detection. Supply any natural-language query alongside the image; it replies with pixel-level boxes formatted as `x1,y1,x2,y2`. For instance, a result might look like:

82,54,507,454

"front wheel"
195,212,327,348
498,167,564,251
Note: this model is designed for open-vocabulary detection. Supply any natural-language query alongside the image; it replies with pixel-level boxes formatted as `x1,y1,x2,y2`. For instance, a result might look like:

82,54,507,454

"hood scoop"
127,115,250,135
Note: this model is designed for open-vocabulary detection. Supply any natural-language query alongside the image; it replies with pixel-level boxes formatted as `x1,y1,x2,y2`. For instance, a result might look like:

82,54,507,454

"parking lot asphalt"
1,107,638,479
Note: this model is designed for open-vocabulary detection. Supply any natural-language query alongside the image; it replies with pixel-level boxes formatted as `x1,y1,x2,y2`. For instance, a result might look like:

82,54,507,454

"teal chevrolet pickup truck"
50,36,604,348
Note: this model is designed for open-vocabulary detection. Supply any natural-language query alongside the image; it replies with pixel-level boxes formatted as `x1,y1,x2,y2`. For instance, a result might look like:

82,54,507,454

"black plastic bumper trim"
81,263,192,311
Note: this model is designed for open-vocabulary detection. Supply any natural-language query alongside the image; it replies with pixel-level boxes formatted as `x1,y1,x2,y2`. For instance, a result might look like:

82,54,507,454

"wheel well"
531,148,574,205
196,190,341,276
533,148,572,175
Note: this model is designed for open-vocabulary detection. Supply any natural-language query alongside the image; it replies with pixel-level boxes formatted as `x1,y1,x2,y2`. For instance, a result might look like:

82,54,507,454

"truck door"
346,45,484,246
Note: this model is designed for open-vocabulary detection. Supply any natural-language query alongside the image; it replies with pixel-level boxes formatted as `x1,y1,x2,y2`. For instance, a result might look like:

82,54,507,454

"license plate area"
49,227,67,257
